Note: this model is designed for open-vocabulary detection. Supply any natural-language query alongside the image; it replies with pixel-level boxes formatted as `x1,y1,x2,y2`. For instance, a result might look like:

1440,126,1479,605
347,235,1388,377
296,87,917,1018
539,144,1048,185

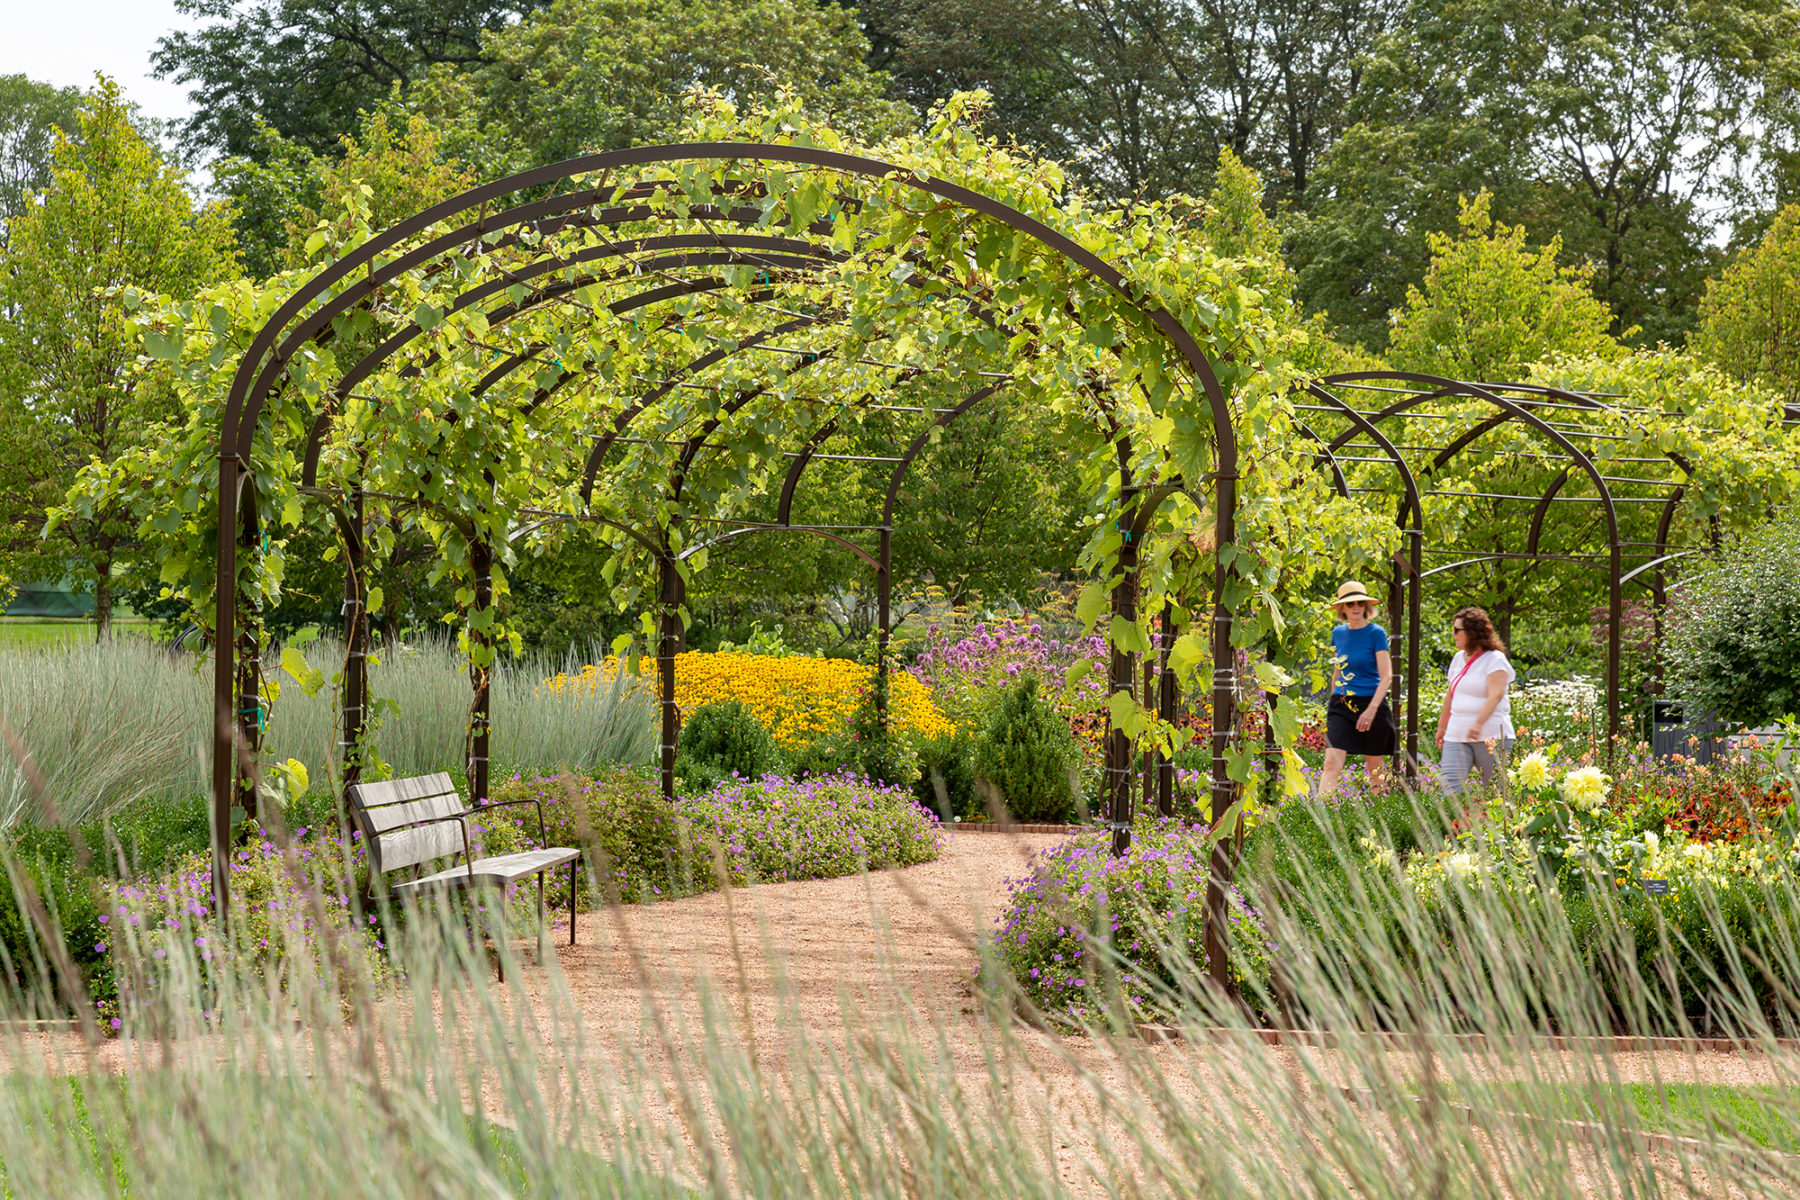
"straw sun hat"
1328,581,1379,610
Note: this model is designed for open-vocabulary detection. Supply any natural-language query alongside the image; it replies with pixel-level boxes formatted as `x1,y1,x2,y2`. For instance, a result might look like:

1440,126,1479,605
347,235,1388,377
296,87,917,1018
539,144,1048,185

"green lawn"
1471,1082,1800,1152
0,618,155,648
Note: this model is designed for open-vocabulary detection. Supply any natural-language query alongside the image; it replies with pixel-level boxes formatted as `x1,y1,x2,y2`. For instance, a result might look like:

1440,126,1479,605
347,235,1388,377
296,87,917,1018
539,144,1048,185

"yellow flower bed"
547,652,952,748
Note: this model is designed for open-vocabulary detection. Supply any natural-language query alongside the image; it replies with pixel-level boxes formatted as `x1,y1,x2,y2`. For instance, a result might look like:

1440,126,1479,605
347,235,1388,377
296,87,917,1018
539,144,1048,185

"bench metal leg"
536,871,546,962
569,857,578,946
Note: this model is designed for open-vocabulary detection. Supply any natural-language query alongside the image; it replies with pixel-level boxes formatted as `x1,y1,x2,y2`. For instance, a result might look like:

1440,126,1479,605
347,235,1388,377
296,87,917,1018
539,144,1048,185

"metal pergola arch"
211,141,1248,985
1297,369,1725,766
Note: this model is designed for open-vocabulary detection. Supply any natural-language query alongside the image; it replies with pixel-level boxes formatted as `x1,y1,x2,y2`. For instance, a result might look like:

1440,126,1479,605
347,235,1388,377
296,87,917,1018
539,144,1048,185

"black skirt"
1326,694,1397,756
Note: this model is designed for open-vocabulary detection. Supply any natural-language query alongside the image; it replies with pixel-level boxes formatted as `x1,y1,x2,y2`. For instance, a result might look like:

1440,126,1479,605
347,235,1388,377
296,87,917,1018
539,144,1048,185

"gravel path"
11,831,1795,1194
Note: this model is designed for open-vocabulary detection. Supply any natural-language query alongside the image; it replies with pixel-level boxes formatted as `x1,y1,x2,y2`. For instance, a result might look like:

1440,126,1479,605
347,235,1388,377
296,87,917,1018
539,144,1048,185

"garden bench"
345,772,580,979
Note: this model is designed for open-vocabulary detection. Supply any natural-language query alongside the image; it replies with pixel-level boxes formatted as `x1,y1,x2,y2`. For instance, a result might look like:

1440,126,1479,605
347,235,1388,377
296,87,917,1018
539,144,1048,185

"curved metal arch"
1316,370,1628,745
225,142,1237,470
674,522,882,572
330,234,844,397
215,141,1244,942
1322,372,1621,543
300,261,829,489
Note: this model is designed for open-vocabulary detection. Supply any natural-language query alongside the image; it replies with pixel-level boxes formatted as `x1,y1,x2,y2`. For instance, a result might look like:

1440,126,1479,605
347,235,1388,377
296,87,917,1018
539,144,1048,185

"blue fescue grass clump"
990,817,1272,1030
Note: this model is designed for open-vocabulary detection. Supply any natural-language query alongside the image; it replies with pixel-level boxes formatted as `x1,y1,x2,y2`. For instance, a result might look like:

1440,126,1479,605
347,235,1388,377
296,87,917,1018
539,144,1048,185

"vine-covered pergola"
1296,368,1798,770
203,117,1286,988
188,109,1797,990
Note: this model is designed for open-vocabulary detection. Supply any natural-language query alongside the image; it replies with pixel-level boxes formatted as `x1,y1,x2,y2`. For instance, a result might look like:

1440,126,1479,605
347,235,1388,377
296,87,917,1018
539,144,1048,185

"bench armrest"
477,795,551,849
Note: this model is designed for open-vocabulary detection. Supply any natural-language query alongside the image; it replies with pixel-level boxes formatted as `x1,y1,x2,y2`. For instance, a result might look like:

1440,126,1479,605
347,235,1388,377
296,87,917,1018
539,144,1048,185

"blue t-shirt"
1331,623,1389,697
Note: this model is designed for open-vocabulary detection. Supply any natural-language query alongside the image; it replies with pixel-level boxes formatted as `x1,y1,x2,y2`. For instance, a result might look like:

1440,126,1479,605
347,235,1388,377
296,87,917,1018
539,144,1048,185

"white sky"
0,0,200,126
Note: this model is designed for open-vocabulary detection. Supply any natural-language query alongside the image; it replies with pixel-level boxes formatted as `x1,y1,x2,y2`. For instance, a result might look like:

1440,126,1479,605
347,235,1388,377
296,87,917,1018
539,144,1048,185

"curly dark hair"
1453,606,1506,653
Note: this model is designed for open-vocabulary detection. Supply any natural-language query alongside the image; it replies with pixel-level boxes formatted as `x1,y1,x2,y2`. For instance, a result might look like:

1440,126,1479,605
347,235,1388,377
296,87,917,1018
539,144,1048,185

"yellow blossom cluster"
546,652,953,748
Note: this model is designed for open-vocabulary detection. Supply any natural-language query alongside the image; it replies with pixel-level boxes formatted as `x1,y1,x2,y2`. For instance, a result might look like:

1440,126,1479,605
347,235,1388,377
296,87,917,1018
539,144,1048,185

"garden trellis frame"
209,140,1249,986
1294,370,1784,771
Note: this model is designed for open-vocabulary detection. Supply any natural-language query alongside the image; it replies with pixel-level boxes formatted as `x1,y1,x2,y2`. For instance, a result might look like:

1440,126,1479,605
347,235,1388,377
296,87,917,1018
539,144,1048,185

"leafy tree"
1293,0,1794,349
861,0,1396,203
409,0,912,170
215,107,478,279
1386,193,1620,381
152,0,547,157
0,75,82,246
1664,512,1800,726
1692,203,1800,404
0,79,239,639
973,676,1079,821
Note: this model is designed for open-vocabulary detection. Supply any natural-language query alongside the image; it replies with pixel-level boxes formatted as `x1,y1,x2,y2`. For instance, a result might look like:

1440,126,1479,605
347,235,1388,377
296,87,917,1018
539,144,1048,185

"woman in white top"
1435,605,1516,794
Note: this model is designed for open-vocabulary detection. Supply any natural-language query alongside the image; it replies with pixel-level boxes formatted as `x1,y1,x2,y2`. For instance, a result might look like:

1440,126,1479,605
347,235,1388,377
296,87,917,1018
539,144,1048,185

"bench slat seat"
391,847,581,896
344,771,581,979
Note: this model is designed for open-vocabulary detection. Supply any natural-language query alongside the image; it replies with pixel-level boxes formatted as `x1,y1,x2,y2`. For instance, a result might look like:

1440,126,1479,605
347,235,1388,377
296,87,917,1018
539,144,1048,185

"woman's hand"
1435,726,1447,749
1356,709,1375,733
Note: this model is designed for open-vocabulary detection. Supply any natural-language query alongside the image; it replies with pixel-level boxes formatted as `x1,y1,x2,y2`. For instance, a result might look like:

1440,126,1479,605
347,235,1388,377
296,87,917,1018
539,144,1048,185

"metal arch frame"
1294,384,1426,769
212,143,1245,991
1304,369,1713,752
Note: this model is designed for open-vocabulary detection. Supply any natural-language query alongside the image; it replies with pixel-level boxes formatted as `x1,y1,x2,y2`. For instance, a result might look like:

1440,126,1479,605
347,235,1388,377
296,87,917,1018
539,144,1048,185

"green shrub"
1664,513,1800,727
845,673,921,789
675,700,784,793
973,677,1078,822
479,768,703,905
913,730,979,820
0,850,106,1015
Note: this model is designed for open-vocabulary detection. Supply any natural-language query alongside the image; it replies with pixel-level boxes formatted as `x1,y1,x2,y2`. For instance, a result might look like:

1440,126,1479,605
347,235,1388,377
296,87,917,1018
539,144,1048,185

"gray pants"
1440,738,1512,795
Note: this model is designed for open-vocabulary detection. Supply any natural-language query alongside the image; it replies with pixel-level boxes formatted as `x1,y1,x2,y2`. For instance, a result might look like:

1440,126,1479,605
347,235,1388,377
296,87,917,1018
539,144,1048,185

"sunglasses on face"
1451,624,1466,633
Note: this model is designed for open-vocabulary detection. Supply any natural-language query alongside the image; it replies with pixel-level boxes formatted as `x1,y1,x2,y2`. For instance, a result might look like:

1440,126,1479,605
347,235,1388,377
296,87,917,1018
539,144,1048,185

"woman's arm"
1436,682,1453,748
1466,669,1508,740
1356,649,1393,732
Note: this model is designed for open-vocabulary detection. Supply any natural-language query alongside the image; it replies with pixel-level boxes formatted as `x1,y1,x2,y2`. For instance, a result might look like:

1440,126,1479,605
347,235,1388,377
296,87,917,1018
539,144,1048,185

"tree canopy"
0,79,239,637
153,0,547,157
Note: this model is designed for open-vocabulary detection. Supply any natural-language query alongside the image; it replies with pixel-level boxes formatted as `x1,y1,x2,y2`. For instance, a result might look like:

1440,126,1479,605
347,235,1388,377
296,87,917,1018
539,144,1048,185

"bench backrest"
344,772,468,876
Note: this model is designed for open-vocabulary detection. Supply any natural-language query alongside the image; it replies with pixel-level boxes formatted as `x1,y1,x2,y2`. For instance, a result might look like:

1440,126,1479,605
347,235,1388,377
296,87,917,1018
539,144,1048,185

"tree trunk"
94,562,112,642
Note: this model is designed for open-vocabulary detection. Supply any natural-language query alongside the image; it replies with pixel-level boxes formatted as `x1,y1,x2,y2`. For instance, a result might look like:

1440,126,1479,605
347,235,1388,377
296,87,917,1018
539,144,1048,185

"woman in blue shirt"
1318,580,1396,796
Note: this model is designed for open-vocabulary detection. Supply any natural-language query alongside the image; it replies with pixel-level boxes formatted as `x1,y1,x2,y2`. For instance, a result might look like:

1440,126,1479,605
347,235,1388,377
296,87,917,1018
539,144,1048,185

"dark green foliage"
0,850,106,1015
1664,514,1800,727
913,730,980,820
153,0,547,157
675,701,783,793
972,677,1077,822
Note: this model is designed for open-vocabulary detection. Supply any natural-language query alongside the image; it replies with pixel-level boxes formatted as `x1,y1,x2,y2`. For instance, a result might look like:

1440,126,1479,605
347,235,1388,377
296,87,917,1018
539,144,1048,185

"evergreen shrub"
973,677,1078,823
913,730,980,820
674,700,784,792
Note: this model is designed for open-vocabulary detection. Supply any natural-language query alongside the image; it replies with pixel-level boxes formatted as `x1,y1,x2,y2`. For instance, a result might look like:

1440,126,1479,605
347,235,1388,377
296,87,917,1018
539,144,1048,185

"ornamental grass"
5,773,1800,1193
547,651,952,748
